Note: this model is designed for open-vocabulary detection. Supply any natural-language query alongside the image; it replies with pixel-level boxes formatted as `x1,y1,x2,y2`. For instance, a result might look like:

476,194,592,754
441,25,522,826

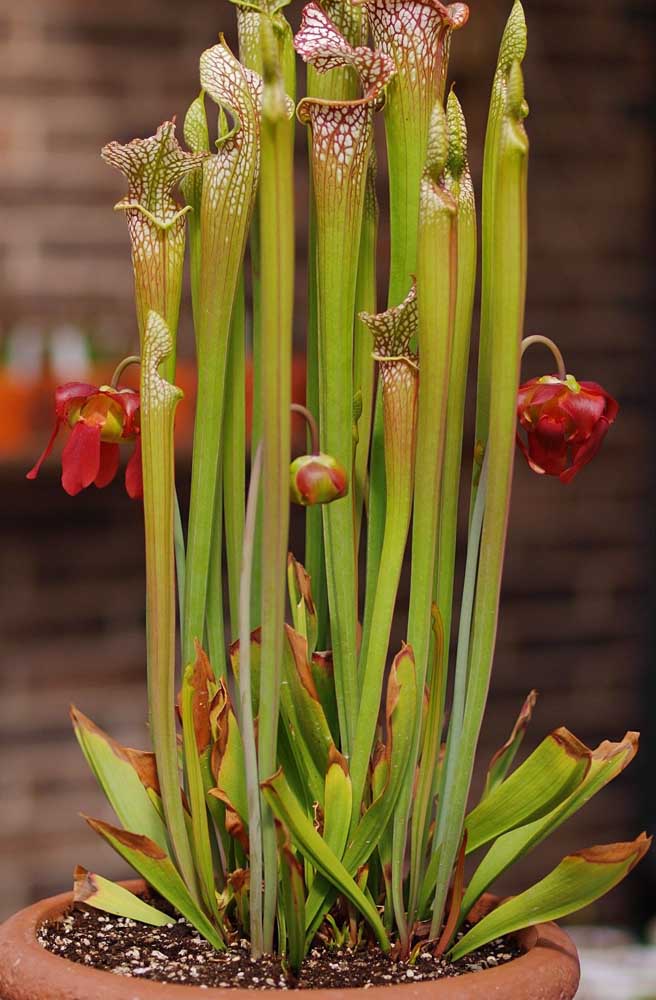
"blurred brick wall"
1,0,654,924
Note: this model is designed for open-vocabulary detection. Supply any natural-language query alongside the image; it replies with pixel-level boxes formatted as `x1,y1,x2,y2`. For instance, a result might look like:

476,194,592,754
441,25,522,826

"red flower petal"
526,414,569,476
560,416,611,483
95,442,120,488
125,438,143,500
26,420,62,481
558,388,607,440
61,421,102,496
54,382,99,419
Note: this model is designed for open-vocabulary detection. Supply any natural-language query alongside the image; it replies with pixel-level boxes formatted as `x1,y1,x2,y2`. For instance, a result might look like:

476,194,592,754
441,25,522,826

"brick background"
0,0,654,927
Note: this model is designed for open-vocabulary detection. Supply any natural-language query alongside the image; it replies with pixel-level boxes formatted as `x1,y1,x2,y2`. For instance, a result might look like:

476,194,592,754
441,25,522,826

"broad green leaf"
287,555,318,660
450,833,651,960
260,769,389,952
71,706,169,851
460,732,639,920
181,651,220,919
481,689,537,799
84,816,224,950
280,626,335,804
277,825,307,973
465,728,591,853
210,679,248,828
229,628,261,718
310,650,339,743
323,748,352,862
73,866,170,927
305,647,417,937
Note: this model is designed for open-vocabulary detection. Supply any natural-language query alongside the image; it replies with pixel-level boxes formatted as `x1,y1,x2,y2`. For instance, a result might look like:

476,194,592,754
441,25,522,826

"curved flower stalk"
295,2,395,757
139,311,197,899
182,42,262,668
102,122,205,381
350,284,419,817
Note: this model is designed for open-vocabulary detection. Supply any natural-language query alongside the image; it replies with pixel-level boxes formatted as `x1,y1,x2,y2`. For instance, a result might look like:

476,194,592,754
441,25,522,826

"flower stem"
223,274,246,637
110,355,140,388
521,334,566,380
140,311,199,902
291,403,320,456
238,443,264,958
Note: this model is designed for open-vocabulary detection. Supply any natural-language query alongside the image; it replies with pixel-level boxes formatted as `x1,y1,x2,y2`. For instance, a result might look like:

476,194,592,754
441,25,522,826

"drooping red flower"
27,383,142,498
517,374,618,483
290,453,348,507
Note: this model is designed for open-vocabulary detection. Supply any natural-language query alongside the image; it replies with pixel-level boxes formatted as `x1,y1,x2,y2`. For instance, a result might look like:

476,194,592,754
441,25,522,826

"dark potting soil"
39,899,520,990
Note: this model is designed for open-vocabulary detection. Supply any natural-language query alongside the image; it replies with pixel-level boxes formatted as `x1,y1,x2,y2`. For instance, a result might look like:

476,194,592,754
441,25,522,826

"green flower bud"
289,453,348,507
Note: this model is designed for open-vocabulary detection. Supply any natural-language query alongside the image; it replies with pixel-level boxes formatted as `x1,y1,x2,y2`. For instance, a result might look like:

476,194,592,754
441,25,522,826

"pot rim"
0,882,580,999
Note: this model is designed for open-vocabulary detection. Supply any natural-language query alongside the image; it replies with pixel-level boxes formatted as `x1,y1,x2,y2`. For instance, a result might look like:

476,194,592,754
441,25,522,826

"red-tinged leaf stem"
350,286,419,819
139,310,198,901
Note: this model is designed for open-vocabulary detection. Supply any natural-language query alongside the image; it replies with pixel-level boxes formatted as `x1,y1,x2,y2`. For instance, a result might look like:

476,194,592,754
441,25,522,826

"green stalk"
296,12,391,755
140,310,198,901
223,274,246,637
473,0,527,498
363,3,468,643
353,151,378,555
238,444,264,957
303,8,365,654
257,19,295,952
206,480,227,680
392,104,456,948
433,93,478,681
430,48,529,938
349,290,419,817
182,43,261,667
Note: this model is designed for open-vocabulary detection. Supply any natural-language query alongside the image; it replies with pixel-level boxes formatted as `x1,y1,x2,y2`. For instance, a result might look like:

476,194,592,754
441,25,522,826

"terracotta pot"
0,883,579,999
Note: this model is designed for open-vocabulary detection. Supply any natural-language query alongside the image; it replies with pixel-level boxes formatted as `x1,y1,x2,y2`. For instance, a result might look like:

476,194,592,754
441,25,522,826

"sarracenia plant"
30,0,649,972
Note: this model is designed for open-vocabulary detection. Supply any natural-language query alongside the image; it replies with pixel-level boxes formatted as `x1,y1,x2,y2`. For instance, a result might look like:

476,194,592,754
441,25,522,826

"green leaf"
277,825,307,973
287,555,319,660
322,748,352,862
460,732,639,921
450,833,651,960
73,866,170,927
464,728,591,854
481,689,537,799
280,626,335,803
260,769,389,952
83,816,225,950
71,706,169,851
210,679,248,832
310,651,339,743
229,628,262,719
304,646,417,938
181,648,220,919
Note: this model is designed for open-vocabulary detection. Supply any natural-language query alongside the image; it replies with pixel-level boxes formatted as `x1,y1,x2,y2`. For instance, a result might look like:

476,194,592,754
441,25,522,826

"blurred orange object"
0,374,36,458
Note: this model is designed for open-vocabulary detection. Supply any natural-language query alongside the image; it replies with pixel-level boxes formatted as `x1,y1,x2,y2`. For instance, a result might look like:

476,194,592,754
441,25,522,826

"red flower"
517,374,618,483
27,383,142,498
